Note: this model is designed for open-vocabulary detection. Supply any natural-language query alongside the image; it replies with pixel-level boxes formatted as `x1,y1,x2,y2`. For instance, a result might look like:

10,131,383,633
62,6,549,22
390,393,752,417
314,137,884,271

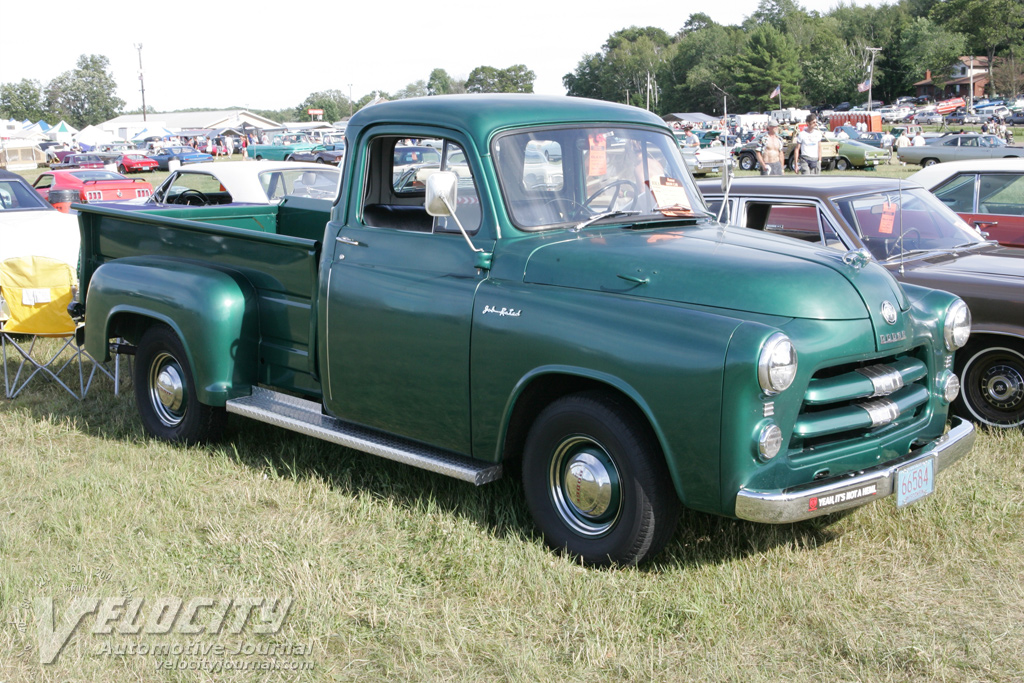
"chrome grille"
792,351,930,452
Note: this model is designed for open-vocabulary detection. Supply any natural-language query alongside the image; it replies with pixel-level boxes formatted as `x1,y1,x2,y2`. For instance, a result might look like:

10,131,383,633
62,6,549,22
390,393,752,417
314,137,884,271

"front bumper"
734,417,975,523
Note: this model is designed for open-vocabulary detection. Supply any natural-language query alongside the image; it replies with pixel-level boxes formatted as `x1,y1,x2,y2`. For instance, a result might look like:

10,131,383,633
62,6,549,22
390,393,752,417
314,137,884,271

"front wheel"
521,392,680,566
738,154,757,172
955,341,1024,428
134,324,226,443
922,158,939,167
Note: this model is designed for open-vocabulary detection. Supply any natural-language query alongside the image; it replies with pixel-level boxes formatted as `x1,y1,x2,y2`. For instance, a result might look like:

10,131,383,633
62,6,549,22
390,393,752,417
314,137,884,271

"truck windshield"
832,187,987,261
493,127,708,230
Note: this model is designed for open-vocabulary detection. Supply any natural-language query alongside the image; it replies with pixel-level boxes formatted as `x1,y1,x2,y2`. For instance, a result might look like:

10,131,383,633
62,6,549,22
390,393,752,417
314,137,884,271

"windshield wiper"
571,210,640,232
884,248,943,262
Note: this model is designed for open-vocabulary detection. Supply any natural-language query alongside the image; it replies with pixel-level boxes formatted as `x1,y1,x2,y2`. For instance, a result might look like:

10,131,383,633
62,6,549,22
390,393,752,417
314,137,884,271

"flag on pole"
857,78,871,93
769,84,781,99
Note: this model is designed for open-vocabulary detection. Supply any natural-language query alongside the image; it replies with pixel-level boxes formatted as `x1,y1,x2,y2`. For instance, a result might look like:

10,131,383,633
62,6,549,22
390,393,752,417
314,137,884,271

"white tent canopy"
75,124,116,147
47,120,78,142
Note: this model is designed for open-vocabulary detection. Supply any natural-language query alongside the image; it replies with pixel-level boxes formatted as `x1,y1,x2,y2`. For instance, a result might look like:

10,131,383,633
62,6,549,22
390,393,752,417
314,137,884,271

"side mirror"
425,171,458,216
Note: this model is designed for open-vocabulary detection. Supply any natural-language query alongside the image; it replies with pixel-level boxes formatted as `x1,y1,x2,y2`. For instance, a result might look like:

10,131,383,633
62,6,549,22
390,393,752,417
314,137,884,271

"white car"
111,161,341,208
0,170,79,271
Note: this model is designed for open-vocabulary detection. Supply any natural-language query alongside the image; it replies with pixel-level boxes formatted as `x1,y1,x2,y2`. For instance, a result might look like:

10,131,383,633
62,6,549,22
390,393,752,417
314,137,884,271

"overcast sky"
1,0,886,116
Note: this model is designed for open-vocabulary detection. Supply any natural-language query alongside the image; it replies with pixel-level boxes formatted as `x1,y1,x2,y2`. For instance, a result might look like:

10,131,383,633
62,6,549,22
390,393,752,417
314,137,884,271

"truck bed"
77,198,331,398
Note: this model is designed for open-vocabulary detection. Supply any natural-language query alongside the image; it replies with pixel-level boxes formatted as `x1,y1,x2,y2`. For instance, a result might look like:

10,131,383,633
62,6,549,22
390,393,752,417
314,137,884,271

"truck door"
323,134,491,456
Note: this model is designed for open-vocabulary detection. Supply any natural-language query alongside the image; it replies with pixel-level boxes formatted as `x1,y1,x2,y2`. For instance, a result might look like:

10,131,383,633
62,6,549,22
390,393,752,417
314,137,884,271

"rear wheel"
117,164,128,174
738,154,757,172
521,391,680,566
955,341,1024,428
835,157,851,171
134,324,226,443
922,158,939,167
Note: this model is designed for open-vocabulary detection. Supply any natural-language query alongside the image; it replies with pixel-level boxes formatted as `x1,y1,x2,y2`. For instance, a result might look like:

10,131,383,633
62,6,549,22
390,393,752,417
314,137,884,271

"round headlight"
758,333,798,395
943,300,971,351
757,423,783,461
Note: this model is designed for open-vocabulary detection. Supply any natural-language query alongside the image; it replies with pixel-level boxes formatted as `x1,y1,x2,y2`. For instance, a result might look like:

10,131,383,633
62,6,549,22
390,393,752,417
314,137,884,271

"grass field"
1,350,1022,682
3,151,1023,682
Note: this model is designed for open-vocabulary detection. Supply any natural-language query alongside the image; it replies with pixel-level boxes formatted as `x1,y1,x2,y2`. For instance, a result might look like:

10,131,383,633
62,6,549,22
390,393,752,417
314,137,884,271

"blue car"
148,146,215,170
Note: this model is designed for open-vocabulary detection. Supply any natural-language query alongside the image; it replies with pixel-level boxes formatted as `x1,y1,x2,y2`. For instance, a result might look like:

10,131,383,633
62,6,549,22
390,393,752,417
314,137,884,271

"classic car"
148,146,215,170
699,176,1024,429
288,142,346,165
49,153,106,171
249,133,319,161
391,145,442,183
945,111,982,125
833,126,885,147
104,160,340,208
32,170,153,203
0,169,79,269
909,158,1024,248
914,111,944,125
830,137,891,170
113,153,158,174
897,134,1024,167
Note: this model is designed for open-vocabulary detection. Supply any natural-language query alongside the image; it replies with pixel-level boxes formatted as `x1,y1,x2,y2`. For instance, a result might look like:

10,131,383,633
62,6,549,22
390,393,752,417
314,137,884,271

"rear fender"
84,257,259,406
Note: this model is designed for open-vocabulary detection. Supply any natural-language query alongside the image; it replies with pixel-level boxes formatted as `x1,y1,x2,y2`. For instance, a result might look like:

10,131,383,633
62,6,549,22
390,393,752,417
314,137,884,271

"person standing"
881,129,895,163
681,126,700,150
241,134,249,160
912,131,926,146
795,114,822,175
755,121,785,175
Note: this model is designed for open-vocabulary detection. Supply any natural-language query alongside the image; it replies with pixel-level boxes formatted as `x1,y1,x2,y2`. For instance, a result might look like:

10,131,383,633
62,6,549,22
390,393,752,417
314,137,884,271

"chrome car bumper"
734,417,975,524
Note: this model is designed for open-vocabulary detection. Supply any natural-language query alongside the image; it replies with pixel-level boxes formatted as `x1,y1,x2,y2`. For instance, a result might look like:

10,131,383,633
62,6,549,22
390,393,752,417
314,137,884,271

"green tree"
393,80,428,99
897,17,968,95
0,78,45,122
931,0,1024,96
563,27,674,108
466,65,535,93
727,25,803,111
992,44,1024,99
660,18,744,115
801,30,865,106
43,55,125,128
295,89,351,121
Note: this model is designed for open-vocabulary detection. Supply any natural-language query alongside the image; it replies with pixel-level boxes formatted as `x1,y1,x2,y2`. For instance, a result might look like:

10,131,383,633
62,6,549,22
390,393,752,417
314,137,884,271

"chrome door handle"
336,236,361,246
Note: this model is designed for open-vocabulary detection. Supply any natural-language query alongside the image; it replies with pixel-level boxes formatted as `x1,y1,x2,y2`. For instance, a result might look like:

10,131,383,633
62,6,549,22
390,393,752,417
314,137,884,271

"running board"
225,386,502,485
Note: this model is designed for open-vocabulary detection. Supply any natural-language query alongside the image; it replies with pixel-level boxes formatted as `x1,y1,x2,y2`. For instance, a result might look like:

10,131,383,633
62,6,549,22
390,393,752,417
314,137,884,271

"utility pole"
866,47,882,112
134,43,147,121
968,56,974,113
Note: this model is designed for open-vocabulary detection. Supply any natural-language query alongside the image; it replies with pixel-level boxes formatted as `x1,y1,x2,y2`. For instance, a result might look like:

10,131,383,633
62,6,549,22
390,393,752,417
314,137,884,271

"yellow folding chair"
1,255,114,399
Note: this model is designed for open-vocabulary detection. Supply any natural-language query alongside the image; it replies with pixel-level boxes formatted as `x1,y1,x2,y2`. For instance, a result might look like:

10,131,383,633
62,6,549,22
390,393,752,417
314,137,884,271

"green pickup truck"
74,95,975,565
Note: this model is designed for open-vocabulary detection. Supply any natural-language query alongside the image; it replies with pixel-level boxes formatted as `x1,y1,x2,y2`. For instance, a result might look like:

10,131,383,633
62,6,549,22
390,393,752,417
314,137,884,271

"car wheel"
835,158,850,171
922,158,939,167
255,155,263,161
285,155,294,162
955,341,1024,428
117,165,127,174
521,391,680,566
738,154,756,172
316,158,325,164
134,324,227,443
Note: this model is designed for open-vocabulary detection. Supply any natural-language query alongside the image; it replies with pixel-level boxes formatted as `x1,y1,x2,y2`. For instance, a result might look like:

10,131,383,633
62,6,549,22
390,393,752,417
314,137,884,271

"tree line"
565,0,1024,115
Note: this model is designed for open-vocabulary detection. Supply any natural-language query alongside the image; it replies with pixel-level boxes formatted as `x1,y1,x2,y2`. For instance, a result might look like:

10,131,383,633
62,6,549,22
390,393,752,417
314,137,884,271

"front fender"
84,257,259,406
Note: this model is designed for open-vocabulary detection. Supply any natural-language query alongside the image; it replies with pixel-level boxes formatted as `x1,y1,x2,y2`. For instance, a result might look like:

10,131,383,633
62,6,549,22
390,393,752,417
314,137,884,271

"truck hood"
523,225,906,322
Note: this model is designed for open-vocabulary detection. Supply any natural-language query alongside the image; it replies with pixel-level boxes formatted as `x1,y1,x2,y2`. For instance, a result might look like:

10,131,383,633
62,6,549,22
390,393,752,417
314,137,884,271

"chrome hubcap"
149,352,186,426
982,363,1024,410
549,437,621,537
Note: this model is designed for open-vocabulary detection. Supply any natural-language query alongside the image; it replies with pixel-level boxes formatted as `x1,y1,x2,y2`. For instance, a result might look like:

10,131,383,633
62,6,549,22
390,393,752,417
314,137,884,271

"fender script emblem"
482,305,521,317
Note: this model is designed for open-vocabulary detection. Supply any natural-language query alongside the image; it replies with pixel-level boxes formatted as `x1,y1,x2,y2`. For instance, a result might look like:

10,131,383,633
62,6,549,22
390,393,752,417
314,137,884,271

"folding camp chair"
1,255,114,399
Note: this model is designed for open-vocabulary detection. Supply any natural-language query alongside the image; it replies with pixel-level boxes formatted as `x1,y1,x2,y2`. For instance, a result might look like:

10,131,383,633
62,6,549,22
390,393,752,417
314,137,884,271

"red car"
114,153,159,174
48,153,106,171
32,169,153,203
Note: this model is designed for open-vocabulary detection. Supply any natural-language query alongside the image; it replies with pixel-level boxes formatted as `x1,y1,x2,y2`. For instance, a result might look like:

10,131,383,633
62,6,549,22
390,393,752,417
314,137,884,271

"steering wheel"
175,189,210,206
584,179,639,212
886,228,921,257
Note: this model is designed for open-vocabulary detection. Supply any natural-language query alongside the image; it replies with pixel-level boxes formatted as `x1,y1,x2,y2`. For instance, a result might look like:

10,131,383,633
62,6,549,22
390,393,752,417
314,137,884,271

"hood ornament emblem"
842,248,872,269
881,301,898,325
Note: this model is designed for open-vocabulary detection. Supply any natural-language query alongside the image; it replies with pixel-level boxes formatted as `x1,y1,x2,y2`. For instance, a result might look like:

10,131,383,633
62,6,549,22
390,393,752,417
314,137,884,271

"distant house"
915,57,989,100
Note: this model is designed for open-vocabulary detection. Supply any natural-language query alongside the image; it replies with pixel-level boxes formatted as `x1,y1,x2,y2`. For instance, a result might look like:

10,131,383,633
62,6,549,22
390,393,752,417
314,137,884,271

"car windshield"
0,178,51,210
494,126,707,230
832,187,987,261
71,171,125,181
259,167,340,200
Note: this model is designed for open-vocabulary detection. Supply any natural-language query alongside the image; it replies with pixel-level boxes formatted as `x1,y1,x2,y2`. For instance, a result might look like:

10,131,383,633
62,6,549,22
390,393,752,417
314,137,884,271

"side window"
943,138,960,146
34,175,53,190
962,137,979,147
978,173,1024,216
362,136,480,234
746,202,840,246
933,174,977,213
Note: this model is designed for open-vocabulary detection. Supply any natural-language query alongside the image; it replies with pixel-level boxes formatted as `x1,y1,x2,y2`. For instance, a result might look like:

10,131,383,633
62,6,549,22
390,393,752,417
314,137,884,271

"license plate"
896,457,935,507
